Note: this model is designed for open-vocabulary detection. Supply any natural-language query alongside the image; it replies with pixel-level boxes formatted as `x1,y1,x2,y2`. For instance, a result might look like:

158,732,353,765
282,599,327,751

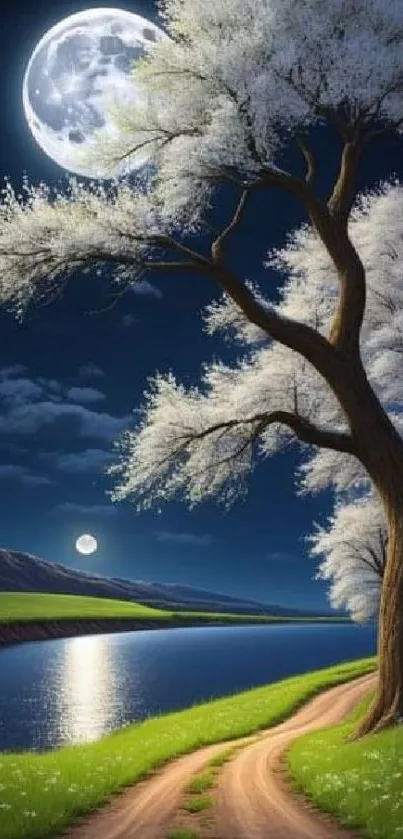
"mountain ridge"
0,547,329,616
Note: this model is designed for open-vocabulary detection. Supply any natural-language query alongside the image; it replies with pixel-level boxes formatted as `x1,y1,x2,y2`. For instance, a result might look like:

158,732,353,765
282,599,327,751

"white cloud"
0,464,25,478
0,365,126,444
155,531,214,546
37,378,63,394
0,364,27,378
52,502,117,516
130,280,163,299
120,313,137,330
0,377,43,406
0,402,128,441
47,448,112,473
77,363,104,380
265,551,296,562
20,473,54,487
0,464,54,486
66,386,106,404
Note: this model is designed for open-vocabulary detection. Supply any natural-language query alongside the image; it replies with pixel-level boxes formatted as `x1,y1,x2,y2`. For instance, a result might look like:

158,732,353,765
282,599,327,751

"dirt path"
65,671,376,839
207,671,376,839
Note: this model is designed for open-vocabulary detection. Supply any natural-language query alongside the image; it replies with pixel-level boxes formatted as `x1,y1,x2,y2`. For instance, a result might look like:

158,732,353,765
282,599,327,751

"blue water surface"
0,622,376,751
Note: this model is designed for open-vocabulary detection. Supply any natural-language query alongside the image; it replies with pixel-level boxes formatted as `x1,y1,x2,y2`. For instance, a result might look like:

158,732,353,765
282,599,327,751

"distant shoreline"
0,616,226,645
0,614,349,645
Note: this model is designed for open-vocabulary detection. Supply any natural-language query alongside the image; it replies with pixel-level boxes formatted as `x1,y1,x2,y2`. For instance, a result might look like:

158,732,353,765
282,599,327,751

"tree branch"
257,164,366,356
175,409,356,456
145,260,205,272
327,137,362,226
208,258,340,376
315,105,351,142
296,136,316,187
266,411,356,454
100,126,203,170
211,183,261,262
364,115,403,142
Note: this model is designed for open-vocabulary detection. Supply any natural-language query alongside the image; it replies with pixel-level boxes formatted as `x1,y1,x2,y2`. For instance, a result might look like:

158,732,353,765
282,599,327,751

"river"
0,622,376,752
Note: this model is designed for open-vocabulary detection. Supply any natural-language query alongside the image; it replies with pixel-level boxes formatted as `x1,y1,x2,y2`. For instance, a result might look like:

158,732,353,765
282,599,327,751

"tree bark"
329,361,403,735
357,497,403,735
352,423,403,735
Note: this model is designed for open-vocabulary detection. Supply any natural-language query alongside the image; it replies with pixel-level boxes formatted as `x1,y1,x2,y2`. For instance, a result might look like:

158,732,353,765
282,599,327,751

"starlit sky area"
0,0,402,612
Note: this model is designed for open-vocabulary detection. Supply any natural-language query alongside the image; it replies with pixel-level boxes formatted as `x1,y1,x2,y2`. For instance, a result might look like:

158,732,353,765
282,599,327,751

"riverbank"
0,614,272,644
0,657,375,839
0,592,349,645
0,614,349,645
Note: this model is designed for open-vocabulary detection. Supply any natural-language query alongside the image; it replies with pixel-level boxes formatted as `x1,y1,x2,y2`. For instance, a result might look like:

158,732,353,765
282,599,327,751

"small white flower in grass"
0,803,11,810
23,810,37,818
20,791,27,797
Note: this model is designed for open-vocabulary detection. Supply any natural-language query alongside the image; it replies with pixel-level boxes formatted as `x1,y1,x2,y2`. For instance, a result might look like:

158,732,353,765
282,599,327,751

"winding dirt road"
65,671,376,839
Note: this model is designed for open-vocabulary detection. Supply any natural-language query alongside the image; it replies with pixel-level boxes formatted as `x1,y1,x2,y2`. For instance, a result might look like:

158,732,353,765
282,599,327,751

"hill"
0,547,322,616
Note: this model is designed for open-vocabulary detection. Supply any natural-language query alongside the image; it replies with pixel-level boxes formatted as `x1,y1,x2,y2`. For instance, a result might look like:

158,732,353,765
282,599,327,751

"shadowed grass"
0,656,375,839
186,771,215,794
182,795,212,813
288,690,403,839
208,747,237,767
167,830,199,839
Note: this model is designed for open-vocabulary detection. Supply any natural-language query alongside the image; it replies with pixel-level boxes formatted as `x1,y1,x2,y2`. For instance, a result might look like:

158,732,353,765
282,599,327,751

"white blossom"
0,177,166,318
84,0,403,223
307,494,386,622
0,0,402,621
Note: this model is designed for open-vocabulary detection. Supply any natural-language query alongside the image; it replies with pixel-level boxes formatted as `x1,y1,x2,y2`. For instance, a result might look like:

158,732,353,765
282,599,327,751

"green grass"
0,591,349,626
208,747,237,767
186,771,215,794
167,830,199,839
0,592,167,622
0,656,375,839
288,691,403,839
182,795,212,813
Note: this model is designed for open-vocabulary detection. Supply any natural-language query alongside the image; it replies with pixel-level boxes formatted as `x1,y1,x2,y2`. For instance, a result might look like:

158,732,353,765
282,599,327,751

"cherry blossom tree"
307,494,387,623
1,0,403,735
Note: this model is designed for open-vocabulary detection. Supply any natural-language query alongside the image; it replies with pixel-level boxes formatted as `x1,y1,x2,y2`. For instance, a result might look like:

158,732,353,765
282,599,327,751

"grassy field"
0,592,167,622
288,691,403,839
0,656,375,839
0,591,348,625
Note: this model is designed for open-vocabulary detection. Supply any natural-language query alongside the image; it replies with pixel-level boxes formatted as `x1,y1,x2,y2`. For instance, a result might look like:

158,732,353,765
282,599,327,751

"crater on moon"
23,8,166,178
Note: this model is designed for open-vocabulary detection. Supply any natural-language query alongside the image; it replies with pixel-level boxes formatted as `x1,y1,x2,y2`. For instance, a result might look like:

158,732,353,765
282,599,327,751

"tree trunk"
352,400,403,734
356,494,403,735
323,357,403,736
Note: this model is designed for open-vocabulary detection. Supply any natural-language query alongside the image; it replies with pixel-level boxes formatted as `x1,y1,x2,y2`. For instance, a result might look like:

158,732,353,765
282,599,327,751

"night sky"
0,1,402,612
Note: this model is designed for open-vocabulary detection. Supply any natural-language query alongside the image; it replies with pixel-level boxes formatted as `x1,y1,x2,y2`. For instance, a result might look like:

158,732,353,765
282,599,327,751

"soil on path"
64,671,376,839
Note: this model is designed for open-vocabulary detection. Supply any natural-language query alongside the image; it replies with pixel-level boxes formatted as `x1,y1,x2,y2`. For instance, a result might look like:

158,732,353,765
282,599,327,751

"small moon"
22,8,167,178
76,533,98,555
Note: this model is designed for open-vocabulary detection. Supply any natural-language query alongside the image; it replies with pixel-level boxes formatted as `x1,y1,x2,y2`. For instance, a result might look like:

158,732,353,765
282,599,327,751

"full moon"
22,8,166,178
76,533,98,555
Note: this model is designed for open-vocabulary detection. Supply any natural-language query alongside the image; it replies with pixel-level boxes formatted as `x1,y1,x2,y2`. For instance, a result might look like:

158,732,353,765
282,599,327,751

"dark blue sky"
0,0,401,611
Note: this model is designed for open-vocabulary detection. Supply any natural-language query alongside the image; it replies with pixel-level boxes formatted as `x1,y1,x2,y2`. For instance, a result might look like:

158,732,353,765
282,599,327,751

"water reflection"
56,634,120,744
0,624,377,752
